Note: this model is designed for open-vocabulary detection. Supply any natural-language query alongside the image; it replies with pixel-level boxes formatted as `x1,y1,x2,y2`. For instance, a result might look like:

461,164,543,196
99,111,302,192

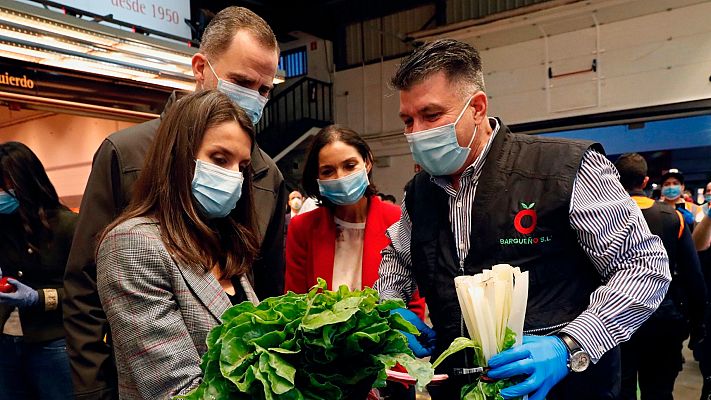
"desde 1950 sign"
47,0,191,40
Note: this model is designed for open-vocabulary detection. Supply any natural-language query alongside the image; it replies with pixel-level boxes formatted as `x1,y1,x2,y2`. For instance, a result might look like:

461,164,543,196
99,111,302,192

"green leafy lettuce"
175,278,434,399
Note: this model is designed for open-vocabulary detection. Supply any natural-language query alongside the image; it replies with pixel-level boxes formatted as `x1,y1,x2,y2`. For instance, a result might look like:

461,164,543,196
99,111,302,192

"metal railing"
256,77,333,157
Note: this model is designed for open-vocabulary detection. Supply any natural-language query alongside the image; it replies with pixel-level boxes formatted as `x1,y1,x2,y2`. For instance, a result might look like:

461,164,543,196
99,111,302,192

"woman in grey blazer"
97,91,260,399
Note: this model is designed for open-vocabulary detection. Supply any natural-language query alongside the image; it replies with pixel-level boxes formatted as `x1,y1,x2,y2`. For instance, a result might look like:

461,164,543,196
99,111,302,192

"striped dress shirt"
374,118,670,362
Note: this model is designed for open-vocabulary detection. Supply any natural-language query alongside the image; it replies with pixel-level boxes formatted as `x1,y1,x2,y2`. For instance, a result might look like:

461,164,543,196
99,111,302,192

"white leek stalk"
454,264,529,365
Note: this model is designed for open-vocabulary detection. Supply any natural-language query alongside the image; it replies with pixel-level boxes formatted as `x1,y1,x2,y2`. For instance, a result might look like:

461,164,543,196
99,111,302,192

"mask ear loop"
464,124,478,150
454,96,478,150
205,59,219,79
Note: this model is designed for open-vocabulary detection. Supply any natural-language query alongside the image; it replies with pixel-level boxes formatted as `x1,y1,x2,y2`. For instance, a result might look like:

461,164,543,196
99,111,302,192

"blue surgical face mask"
705,194,711,203
206,60,268,125
661,185,682,200
191,160,244,219
405,97,477,176
317,167,369,206
0,189,19,214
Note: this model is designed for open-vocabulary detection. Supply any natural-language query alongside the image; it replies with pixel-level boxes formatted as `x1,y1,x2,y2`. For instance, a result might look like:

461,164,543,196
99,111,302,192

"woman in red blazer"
285,125,425,320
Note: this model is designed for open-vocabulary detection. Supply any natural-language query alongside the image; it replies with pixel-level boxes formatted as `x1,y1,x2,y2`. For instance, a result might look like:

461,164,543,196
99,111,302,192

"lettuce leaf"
175,278,434,399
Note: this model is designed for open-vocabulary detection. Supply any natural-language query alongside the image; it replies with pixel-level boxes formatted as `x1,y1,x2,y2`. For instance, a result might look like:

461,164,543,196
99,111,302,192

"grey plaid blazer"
97,217,258,399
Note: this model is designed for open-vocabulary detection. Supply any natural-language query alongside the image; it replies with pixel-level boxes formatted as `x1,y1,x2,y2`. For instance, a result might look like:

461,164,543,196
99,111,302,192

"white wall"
483,1,711,124
333,0,711,197
0,110,135,207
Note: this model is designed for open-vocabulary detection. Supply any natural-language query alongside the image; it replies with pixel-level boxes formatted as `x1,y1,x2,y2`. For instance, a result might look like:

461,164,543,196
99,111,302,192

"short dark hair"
614,153,647,191
382,194,397,204
199,6,278,59
391,39,485,98
301,125,377,207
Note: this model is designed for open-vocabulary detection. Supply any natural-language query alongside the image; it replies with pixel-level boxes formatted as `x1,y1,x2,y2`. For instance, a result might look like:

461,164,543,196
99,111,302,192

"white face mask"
191,160,244,219
206,59,268,124
290,197,303,211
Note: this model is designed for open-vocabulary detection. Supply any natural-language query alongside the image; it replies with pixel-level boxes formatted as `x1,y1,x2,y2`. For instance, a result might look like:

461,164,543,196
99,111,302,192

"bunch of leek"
433,264,529,400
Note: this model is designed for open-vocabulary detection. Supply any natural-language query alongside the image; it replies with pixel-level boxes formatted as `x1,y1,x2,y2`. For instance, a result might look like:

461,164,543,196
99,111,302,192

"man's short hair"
390,39,485,98
614,153,647,191
199,6,278,59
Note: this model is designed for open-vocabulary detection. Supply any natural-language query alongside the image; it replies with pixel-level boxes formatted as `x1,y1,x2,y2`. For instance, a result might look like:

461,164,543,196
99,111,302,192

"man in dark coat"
62,7,287,399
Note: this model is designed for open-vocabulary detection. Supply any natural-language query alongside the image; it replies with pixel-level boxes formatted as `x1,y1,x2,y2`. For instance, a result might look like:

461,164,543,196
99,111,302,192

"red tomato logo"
514,202,537,235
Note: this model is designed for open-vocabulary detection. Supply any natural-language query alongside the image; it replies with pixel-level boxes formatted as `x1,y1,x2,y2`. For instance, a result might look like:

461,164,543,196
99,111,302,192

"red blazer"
285,196,426,319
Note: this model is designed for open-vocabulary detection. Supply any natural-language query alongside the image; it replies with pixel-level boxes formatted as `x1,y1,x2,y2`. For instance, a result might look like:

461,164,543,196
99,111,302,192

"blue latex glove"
678,207,695,227
391,308,436,358
0,278,39,308
487,335,569,400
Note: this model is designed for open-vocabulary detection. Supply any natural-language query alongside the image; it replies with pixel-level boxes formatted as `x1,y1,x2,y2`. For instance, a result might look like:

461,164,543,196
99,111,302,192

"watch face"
570,351,590,372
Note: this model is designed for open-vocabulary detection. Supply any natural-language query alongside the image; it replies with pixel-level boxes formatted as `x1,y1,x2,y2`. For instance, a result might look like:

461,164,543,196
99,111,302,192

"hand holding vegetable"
0,278,38,308
487,335,568,400
0,277,16,294
391,308,436,357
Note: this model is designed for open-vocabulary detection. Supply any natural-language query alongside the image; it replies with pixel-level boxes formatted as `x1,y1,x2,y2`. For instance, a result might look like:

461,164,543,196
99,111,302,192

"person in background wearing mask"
284,190,303,249
614,153,707,400
660,169,699,229
62,7,287,400
695,182,711,252
374,39,669,400
0,142,78,400
97,91,260,399
288,190,303,218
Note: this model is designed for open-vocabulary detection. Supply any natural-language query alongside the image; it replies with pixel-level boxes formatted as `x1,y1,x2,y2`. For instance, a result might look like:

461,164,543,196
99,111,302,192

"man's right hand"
391,308,436,357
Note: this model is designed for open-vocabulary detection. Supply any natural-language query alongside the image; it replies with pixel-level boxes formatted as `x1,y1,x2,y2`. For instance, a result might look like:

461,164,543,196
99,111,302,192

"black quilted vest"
405,123,603,371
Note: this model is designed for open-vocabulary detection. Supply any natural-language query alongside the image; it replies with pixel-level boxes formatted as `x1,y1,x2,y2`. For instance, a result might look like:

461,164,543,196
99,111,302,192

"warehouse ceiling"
195,0,441,42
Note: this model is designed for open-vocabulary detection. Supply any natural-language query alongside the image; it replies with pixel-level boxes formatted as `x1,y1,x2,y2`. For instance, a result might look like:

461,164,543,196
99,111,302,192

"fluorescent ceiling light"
0,42,61,60
0,8,117,46
134,77,194,91
0,26,83,53
0,6,196,91
40,59,137,80
112,42,192,66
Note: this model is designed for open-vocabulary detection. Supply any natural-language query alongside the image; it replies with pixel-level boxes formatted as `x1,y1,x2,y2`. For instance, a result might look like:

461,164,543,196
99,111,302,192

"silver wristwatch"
556,332,590,373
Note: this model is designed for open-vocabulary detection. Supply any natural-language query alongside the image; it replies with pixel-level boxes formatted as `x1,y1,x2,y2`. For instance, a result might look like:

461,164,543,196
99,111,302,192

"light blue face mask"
317,167,369,206
191,160,244,219
405,97,477,176
705,194,711,203
0,189,19,214
661,185,682,200
206,59,268,124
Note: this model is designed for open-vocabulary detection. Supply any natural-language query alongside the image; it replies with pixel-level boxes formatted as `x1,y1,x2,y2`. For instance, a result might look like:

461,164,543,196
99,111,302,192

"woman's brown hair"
101,90,259,279
0,141,69,252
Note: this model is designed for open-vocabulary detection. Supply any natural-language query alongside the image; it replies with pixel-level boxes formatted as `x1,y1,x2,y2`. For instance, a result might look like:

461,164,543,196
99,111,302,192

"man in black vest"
374,39,670,400
614,153,706,400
